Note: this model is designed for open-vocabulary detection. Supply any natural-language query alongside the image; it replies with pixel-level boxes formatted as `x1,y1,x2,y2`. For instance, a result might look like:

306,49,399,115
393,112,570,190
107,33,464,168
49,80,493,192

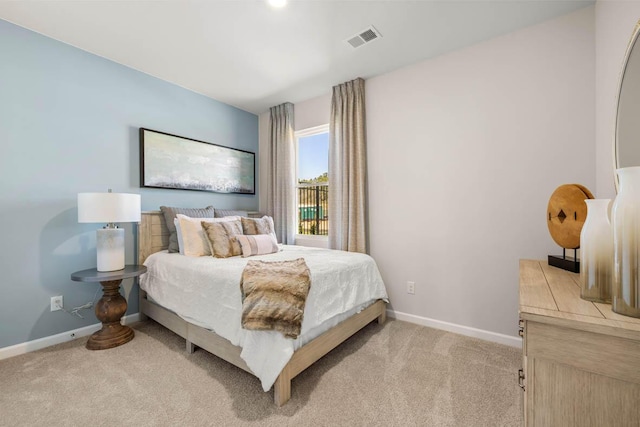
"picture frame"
140,128,255,195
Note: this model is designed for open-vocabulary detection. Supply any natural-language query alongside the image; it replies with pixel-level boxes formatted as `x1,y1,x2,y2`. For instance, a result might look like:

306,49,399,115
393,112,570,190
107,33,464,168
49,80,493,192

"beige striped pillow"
236,234,279,257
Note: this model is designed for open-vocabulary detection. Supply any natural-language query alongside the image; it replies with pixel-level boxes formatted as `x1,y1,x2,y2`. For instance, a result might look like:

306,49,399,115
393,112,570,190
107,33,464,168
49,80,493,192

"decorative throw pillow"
201,220,243,258
241,216,276,239
236,234,280,257
175,214,241,257
160,206,215,253
214,209,249,218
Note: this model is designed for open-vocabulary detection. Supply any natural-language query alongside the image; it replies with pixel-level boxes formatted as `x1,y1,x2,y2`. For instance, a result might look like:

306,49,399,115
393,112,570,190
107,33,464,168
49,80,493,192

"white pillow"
236,234,280,257
175,214,241,257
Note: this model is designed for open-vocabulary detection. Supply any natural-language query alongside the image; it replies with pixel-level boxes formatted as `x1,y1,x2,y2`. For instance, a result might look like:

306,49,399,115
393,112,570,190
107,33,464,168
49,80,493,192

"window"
295,124,329,237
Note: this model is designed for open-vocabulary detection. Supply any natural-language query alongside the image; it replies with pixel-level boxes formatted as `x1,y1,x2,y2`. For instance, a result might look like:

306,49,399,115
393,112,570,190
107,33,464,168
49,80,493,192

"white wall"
595,1,640,199
259,7,595,338
293,93,332,131
366,7,594,336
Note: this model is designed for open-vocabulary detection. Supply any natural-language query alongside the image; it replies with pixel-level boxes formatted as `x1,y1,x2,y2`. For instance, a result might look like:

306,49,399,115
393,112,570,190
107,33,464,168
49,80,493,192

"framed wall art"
140,128,255,195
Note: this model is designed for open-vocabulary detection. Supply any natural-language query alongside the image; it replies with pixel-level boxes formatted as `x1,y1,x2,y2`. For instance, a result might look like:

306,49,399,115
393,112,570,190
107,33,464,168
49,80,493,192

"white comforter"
139,245,388,391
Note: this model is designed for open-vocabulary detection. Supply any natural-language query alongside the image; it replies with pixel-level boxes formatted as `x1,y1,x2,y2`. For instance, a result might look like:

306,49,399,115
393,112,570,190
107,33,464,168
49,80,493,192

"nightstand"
71,265,147,350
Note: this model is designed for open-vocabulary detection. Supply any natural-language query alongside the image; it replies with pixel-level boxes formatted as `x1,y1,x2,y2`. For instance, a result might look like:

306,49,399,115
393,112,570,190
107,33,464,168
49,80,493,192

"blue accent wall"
0,19,259,349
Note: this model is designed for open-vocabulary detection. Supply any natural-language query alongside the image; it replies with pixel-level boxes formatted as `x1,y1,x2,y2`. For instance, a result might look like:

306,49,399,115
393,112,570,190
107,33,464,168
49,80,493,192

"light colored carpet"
0,319,522,426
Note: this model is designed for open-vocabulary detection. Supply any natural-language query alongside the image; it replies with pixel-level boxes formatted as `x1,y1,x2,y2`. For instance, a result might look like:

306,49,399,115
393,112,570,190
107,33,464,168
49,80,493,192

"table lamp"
78,190,141,272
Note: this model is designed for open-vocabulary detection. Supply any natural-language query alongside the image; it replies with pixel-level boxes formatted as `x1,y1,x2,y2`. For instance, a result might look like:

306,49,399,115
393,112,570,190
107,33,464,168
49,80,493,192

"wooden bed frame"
137,211,387,406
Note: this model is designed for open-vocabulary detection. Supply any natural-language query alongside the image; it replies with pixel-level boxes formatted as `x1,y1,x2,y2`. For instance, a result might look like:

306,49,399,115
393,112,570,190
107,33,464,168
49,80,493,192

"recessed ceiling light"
268,0,287,8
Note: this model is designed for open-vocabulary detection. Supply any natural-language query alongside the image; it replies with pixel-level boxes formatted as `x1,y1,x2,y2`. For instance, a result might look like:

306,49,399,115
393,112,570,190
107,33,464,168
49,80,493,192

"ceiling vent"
346,25,382,49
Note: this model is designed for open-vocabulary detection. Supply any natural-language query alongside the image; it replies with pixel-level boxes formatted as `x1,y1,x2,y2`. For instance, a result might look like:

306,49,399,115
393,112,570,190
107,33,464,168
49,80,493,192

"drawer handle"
518,319,524,337
518,368,525,391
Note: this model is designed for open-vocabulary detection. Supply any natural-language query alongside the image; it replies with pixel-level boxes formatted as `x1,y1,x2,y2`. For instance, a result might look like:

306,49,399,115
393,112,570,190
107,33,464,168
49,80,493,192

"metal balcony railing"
297,183,328,235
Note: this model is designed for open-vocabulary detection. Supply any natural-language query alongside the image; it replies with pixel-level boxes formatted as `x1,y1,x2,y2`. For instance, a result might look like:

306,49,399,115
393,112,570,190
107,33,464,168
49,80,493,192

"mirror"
615,21,640,189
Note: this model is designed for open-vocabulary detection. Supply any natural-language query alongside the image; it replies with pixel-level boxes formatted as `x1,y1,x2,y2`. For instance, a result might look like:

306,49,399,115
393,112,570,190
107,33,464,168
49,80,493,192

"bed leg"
377,308,387,325
186,340,195,354
274,368,291,406
138,288,148,321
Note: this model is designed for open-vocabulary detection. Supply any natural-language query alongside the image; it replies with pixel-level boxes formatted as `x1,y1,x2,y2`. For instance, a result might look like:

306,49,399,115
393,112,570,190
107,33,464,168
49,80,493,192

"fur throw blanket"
240,258,311,339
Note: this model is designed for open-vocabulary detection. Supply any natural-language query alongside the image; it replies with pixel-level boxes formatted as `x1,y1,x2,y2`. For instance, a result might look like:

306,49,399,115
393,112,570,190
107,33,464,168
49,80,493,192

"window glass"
296,127,329,236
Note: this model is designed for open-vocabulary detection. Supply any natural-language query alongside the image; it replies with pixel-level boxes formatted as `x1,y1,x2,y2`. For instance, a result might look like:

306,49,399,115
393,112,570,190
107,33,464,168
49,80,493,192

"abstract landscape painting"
140,128,255,194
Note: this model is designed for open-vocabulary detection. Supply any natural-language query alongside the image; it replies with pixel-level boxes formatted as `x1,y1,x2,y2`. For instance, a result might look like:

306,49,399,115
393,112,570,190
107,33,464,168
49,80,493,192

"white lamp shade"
78,193,141,223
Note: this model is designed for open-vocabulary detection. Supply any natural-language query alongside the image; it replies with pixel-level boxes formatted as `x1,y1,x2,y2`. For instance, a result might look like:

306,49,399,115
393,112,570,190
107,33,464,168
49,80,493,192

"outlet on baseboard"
51,296,63,312
407,281,415,295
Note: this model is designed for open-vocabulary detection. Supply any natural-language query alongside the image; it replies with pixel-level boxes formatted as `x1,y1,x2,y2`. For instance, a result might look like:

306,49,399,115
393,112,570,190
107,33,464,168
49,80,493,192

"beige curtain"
267,102,296,244
329,78,367,253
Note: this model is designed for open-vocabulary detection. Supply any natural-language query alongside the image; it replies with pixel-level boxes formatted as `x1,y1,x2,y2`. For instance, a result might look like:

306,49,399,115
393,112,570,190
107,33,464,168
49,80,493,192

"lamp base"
96,228,125,272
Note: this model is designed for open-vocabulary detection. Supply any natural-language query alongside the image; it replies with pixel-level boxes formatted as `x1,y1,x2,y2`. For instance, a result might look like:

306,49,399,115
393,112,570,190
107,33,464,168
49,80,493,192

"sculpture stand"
548,248,580,273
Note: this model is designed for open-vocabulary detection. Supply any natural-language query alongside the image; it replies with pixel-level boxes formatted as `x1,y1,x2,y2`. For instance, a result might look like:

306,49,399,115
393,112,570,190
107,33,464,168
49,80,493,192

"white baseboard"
2,310,520,360
122,313,141,325
0,313,142,361
388,309,522,348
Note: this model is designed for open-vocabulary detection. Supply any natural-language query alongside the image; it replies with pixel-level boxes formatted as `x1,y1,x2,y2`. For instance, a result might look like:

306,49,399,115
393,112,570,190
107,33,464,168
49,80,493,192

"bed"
137,210,388,406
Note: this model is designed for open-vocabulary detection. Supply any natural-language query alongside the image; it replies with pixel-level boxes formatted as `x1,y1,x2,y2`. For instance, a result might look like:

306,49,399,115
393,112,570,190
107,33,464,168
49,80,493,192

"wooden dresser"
519,260,640,426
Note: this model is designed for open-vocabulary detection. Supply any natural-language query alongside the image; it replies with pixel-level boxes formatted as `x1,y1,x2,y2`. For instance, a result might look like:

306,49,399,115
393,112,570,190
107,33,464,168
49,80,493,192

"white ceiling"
0,1,593,114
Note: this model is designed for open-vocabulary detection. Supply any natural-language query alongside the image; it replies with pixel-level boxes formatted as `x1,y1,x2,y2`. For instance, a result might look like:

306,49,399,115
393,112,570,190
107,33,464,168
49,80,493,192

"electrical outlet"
51,296,63,312
407,281,415,295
